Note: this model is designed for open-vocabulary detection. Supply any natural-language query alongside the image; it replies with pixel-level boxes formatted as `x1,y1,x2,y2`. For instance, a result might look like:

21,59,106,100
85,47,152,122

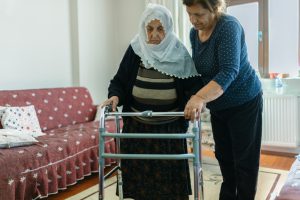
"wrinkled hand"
184,95,205,121
100,96,119,112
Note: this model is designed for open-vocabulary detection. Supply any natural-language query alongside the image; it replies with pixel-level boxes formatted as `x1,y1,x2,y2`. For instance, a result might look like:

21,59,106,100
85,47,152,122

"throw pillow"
1,105,45,137
0,129,38,148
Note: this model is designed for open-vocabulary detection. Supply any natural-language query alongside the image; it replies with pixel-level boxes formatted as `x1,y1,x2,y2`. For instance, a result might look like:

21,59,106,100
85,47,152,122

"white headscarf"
130,3,199,79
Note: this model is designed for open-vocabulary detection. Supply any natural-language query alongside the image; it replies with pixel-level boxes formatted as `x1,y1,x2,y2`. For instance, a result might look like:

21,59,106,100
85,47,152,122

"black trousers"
210,92,263,200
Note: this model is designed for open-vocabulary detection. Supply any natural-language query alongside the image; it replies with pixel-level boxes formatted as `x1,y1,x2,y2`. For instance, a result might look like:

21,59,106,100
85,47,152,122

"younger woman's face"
186,3,216,31
146,19,165,44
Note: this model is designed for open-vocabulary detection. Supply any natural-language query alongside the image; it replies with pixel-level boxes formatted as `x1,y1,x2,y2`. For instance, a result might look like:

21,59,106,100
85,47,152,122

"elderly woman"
182,0,263,200
101,3,200,200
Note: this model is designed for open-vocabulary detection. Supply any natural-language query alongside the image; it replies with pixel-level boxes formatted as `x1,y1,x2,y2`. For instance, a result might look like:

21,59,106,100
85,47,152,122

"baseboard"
261,145,300,157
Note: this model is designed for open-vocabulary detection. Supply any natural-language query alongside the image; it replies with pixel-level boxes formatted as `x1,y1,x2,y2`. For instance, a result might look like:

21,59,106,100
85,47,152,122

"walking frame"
99,106,204,200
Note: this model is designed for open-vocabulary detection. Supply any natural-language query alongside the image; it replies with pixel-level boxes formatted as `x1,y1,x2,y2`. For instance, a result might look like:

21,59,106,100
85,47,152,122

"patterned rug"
66,158,288,200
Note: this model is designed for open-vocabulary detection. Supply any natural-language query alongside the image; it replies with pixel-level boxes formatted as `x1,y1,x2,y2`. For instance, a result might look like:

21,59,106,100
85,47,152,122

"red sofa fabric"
0,87,96,131
0,87,118,200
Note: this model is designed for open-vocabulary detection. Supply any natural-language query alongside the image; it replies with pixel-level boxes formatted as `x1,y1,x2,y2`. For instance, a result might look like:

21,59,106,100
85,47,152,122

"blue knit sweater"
190,14,262,111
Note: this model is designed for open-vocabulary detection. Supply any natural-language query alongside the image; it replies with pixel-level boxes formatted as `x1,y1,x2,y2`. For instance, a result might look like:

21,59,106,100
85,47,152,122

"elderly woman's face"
146,19,165,44
186,4,215,31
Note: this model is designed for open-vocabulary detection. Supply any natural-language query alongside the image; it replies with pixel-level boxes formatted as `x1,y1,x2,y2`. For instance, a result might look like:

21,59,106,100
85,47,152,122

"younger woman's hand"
184,95,204,121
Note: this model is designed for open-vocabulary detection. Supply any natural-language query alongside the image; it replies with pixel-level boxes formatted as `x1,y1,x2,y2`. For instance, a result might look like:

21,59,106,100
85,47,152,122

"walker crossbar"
102,153,195,159
98,106,204,200
102,133,195,139
108,110,185,117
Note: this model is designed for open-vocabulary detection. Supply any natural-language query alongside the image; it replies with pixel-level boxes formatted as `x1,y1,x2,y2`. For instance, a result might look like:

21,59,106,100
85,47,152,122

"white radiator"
262,95,300,147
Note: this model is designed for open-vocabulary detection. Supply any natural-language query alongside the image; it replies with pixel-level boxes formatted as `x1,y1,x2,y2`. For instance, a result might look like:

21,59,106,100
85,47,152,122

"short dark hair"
182,0,226,15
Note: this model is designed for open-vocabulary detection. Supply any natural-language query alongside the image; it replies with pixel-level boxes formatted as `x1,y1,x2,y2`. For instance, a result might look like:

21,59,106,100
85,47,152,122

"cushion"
1,105,45,137
0,129,38,148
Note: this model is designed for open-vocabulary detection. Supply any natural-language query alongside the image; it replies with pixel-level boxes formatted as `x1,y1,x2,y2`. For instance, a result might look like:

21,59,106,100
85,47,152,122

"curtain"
145,0,192,51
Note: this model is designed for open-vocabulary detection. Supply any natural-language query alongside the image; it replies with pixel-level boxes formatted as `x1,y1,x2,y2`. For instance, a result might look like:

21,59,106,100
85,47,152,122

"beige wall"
0,0,145,103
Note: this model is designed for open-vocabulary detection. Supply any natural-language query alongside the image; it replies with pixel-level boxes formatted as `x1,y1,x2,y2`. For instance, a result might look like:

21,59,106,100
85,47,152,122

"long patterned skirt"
117,117,191,200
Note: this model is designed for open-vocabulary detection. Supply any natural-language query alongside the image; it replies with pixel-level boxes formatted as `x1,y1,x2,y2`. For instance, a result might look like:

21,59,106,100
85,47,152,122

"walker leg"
115,116,123,200
99,163,104,200
194,165,204,200
99,128,105,200
198,122,204,200
193,120,204,200
99,107,109,200
193,166,199,200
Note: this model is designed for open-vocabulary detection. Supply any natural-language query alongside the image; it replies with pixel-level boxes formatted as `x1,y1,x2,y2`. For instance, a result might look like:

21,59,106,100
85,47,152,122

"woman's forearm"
195,80,224,103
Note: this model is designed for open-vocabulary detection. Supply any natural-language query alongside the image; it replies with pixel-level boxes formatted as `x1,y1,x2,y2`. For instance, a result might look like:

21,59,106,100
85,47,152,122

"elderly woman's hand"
184,95,205,121
100,96,119,112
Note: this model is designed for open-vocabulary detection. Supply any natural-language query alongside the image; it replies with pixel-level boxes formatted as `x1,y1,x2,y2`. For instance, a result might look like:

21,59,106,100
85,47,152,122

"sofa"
0,87,117,200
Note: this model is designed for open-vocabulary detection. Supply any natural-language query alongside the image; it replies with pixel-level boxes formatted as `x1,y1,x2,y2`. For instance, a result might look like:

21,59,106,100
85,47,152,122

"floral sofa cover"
0,87,116,200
